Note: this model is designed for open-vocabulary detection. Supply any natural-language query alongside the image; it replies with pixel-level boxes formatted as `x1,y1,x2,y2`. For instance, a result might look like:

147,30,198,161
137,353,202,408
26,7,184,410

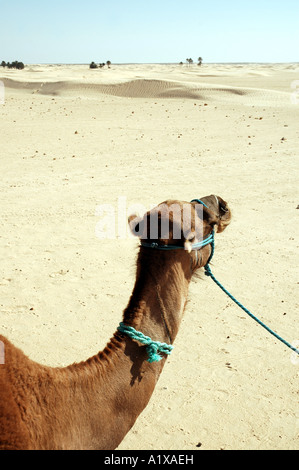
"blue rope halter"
122,198,299,359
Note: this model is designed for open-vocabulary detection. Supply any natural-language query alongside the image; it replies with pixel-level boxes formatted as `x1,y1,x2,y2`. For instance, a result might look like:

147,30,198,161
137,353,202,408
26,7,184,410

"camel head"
128,196,231,271
197,195,231,233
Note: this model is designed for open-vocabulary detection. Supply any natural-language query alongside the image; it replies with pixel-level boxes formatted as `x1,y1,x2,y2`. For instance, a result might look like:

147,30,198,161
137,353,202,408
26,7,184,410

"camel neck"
56,249,191,449
121,249,190,346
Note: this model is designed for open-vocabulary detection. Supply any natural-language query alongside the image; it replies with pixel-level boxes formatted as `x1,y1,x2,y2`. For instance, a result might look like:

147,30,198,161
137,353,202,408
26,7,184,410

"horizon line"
5,61,299,66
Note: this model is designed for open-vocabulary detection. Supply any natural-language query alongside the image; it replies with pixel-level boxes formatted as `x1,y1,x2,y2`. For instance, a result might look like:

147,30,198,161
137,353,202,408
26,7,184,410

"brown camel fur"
0,196,231,450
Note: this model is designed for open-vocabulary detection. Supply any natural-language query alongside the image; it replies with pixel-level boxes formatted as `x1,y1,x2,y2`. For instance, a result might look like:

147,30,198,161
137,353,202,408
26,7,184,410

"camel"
0,195,231,450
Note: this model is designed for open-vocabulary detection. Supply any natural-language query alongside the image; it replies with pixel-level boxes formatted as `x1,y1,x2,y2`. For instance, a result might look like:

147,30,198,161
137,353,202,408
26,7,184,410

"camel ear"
128,214,145,238
216,196,231,233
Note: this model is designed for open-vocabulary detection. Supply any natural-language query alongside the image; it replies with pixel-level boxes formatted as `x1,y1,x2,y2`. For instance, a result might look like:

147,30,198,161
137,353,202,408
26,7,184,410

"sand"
0,63,298,450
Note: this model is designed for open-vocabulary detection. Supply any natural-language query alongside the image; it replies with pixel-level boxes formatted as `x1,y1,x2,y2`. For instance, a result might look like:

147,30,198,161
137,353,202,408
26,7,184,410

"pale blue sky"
1,0,298,64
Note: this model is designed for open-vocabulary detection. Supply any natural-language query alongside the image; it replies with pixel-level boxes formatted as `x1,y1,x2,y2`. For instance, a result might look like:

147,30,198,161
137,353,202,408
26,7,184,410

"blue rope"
117,322,174,363
141,233,214,251
191,198,209,208
194,199,299,356
204,264,299,356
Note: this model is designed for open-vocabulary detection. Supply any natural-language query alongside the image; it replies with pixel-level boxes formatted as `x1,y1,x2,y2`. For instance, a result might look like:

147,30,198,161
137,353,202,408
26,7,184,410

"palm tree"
16,61,24,70
106,60,111,68
198,57,203,66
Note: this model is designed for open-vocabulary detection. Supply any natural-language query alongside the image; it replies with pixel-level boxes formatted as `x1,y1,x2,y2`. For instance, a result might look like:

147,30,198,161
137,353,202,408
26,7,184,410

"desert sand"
0,63,298,450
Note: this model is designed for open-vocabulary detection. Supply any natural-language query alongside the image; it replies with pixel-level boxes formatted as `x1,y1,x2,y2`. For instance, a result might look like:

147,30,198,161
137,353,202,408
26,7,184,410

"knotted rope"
117,322,174,363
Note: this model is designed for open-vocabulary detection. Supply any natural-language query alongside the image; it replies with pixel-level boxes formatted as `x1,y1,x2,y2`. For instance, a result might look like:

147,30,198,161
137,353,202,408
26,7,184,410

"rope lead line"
117,322,174,363
204,264,299,356
195,198,298,357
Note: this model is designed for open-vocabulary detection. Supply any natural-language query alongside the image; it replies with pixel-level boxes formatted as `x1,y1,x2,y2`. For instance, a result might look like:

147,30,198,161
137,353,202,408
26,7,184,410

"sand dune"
0,63,298,450
2,75,291,106
2,63,296,105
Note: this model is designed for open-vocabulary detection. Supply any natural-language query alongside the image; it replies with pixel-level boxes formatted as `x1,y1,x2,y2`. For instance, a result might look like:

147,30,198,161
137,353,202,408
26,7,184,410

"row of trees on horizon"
1,60,25,69
1,59,202,69
89,58,203,68
90,60,111,69
181,57,203,66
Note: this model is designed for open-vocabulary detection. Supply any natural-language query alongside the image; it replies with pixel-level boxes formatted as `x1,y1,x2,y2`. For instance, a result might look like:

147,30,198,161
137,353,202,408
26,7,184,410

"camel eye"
187,233,196,243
